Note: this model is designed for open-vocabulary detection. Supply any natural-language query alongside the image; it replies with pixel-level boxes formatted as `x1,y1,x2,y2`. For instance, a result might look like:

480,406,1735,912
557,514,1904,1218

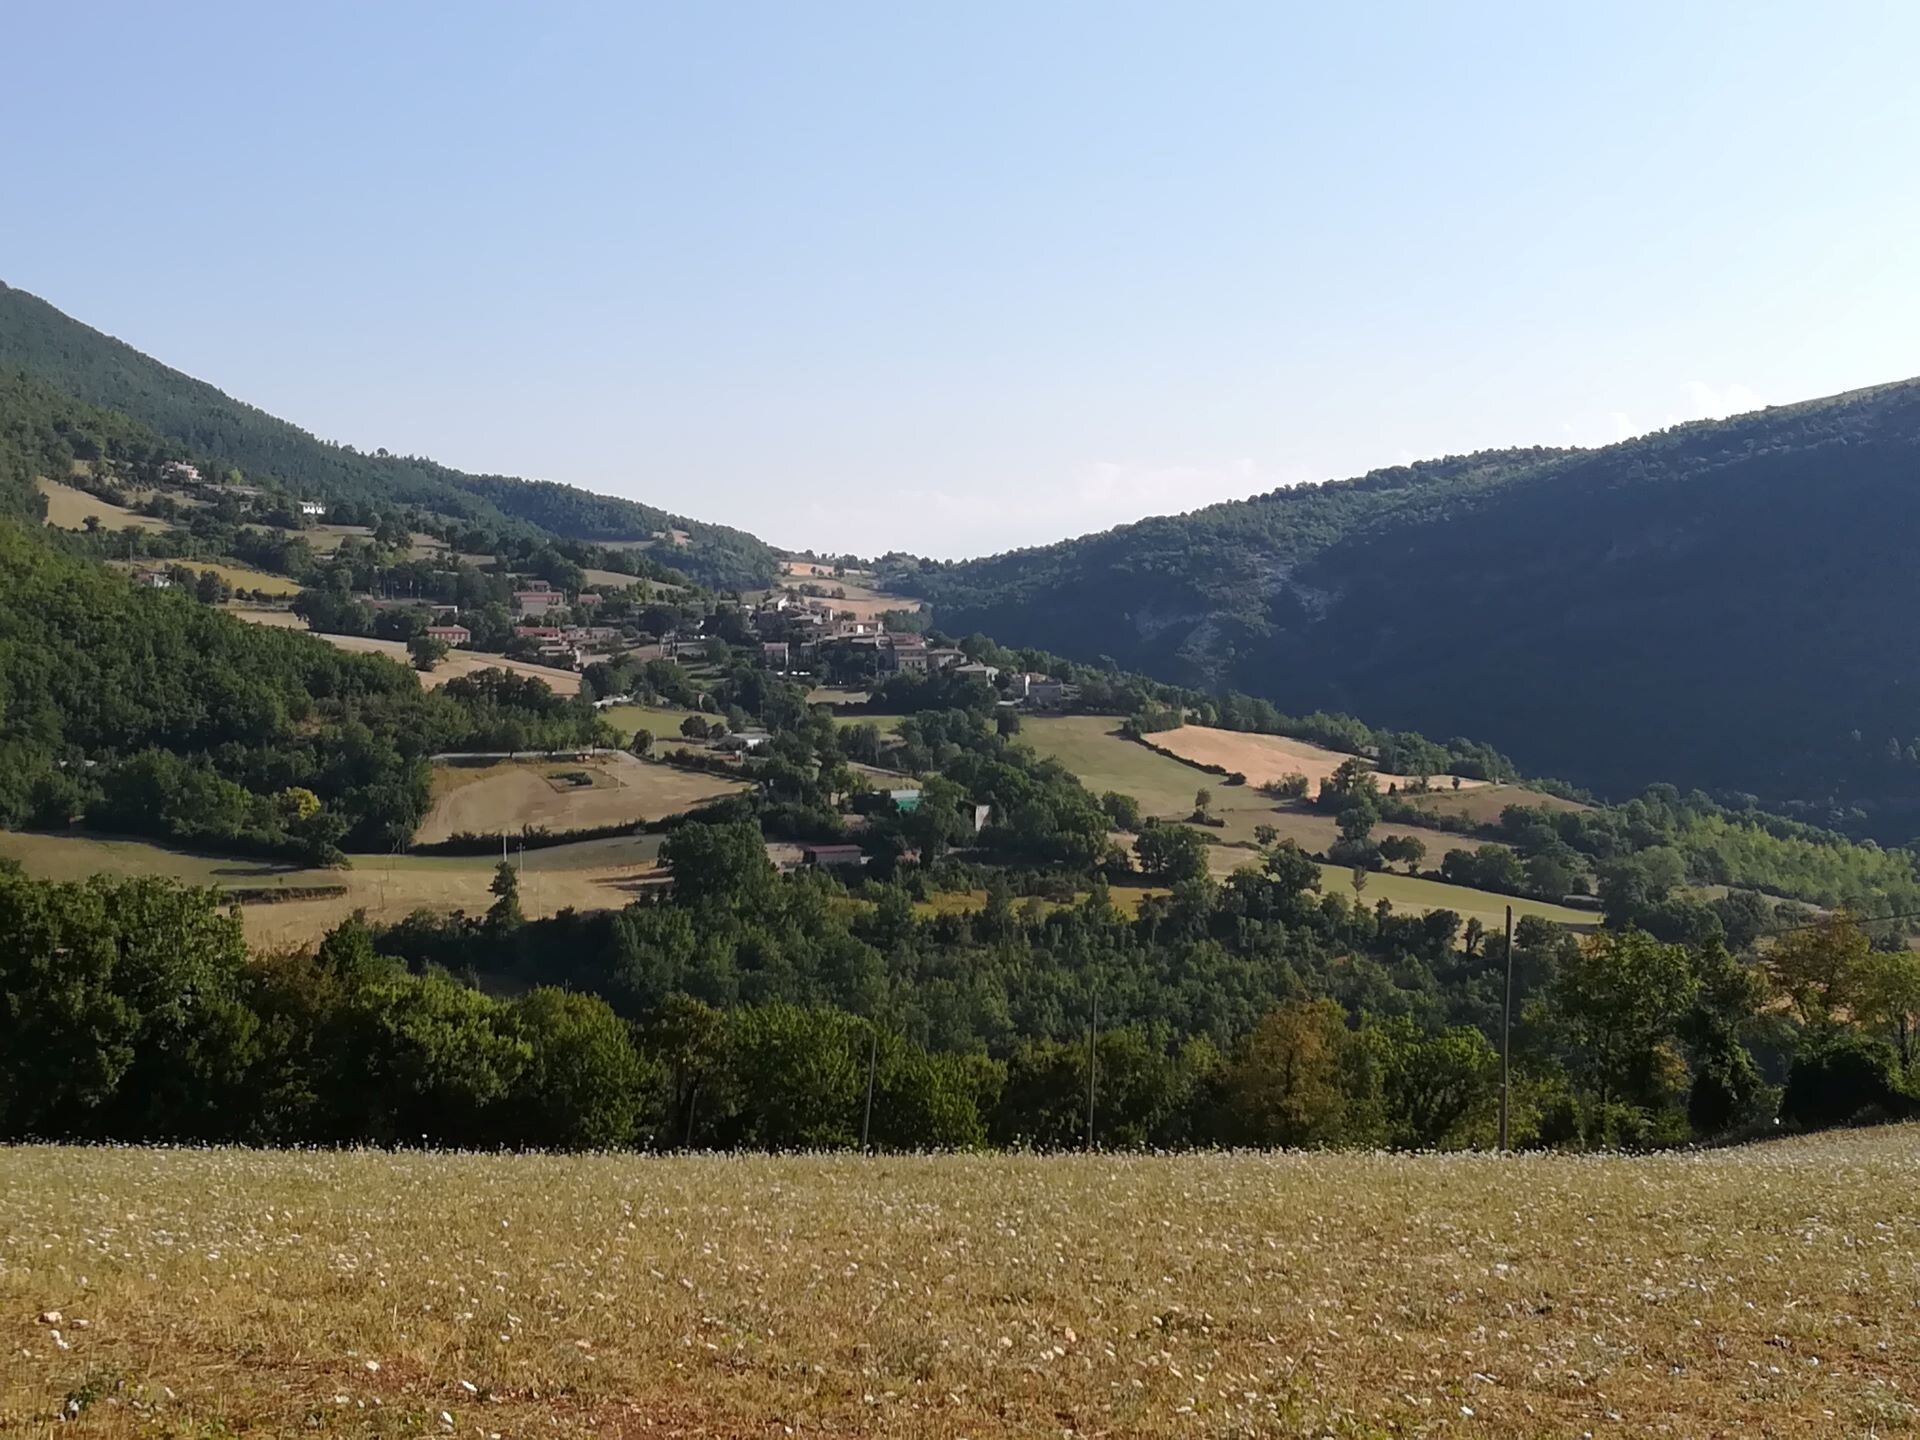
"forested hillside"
0,523,602,859
0,283,778,588
894,382,1920,835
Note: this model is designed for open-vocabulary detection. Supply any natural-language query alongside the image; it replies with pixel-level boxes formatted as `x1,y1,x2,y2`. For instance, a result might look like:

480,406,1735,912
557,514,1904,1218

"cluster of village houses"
388,581,1078,709
751,592,1072,704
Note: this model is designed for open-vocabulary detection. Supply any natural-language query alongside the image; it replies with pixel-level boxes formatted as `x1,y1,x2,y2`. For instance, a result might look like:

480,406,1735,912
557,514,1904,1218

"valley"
5,279,1920,1199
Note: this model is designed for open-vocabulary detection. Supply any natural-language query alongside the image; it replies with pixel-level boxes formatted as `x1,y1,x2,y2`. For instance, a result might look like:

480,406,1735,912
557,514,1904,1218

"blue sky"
7,1,1919,557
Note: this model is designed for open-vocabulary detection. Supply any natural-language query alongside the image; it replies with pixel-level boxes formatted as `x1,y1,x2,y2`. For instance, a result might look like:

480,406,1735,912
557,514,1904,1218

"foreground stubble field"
2,1132,1917,1437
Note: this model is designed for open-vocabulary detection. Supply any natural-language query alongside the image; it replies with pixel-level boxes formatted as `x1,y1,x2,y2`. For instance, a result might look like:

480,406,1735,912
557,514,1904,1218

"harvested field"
781,556,845,578
415,752,744,844
1147,723,1491,794
224,612,586,693
0,829,667,947
3,1129,1917,1437
35,477,172,532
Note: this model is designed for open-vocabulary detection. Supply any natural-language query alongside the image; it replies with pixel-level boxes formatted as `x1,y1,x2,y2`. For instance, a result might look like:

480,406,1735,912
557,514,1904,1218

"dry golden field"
0,830,668,948
415,754,746,844
3,1131,1916,1437
106,557,301,596
35,478,174,532
1145,725,1490,796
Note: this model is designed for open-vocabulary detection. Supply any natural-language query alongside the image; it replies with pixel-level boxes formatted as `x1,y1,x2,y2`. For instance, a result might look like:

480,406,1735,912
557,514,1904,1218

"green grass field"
1313,863,1598,930
599,703,705,740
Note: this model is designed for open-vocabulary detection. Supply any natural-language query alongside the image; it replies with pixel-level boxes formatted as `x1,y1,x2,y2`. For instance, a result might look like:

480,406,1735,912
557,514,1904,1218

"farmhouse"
134,568,173,589
514,590,560,617
425,624,470,646
761,641,791,671
801,843,866,871
881,635,930,674
160,460,202,484
716,729,773,753
297,499,326,517
576,592,602,607
513,625,563,639
1011,671,1071,708
953,660,1001,682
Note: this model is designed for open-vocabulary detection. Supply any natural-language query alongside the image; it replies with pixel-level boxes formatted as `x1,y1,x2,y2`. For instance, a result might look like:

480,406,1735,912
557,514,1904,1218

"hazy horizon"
8,2,1919,558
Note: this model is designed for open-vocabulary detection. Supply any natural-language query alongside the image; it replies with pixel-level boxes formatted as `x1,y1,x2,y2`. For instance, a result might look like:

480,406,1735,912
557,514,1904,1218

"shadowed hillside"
895,382,1920,834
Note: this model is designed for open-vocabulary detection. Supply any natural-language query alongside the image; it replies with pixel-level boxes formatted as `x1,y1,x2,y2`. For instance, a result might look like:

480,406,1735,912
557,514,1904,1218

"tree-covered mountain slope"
0,283,777,588
892,382,1920,830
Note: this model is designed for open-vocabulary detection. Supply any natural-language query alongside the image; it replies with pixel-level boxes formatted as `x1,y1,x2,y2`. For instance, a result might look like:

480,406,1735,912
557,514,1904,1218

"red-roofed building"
425,624,470,646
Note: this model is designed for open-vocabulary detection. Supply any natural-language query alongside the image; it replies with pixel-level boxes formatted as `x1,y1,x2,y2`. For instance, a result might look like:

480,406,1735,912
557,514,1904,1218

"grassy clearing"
1406,782,1591,826
1315,863,1598,930
415,754,745,844
35,478,172,532
0,830,666,947
831,711,905,734
3,1130,1916,1436
599,703,704,740
580,565,647,590
0,830,321,890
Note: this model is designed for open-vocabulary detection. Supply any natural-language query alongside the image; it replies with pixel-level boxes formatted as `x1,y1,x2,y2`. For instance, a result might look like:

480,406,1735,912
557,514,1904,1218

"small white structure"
298,500,327,517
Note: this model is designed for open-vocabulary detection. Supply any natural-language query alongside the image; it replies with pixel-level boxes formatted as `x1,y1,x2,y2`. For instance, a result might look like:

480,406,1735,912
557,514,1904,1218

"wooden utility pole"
861,1026,878,1154
1499,904,1515,1152
1085,988,1099,1152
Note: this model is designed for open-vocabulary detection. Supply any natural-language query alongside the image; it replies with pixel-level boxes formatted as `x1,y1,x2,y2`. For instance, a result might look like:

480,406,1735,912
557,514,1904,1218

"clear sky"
7,1,1919,558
